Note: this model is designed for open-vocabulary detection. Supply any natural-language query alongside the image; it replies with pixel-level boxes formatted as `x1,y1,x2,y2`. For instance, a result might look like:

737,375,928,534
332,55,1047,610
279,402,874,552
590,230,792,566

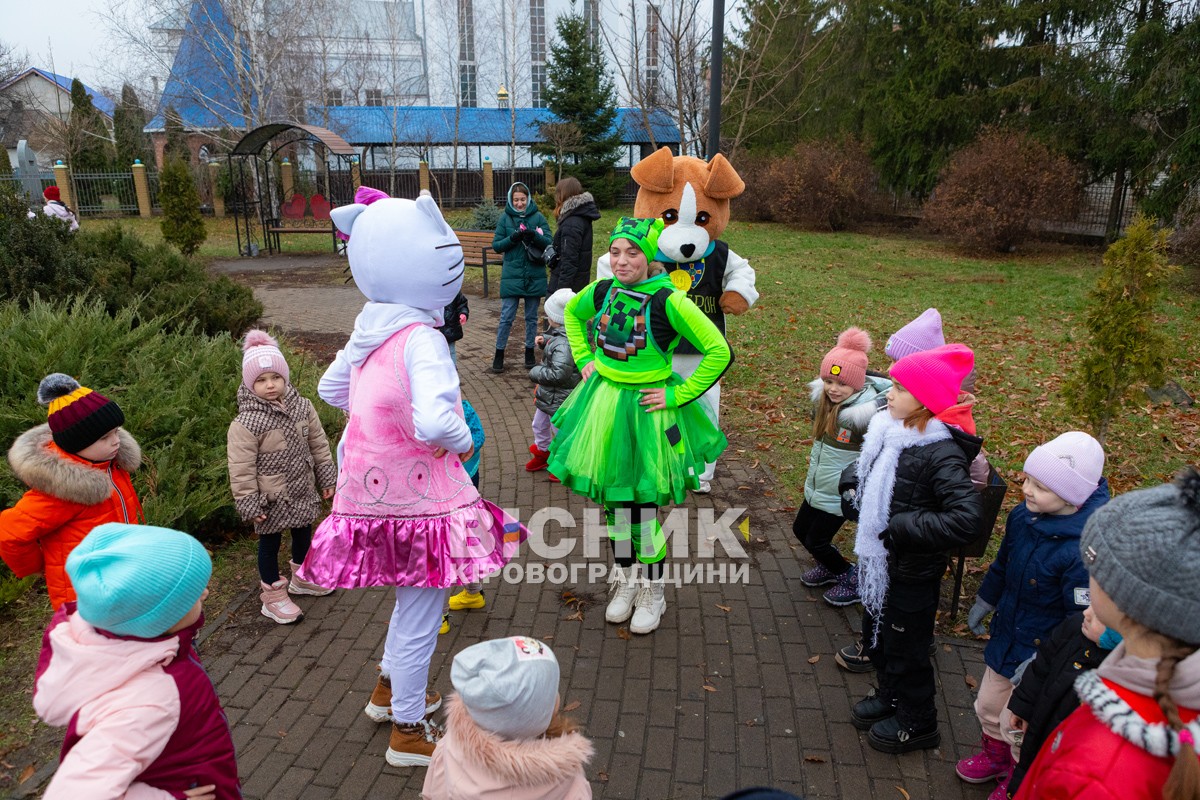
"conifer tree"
1066,214,1177,443
163,106,191,164
113,84,150,168
542,9,622,205
67,78,114,172
159,157,207,256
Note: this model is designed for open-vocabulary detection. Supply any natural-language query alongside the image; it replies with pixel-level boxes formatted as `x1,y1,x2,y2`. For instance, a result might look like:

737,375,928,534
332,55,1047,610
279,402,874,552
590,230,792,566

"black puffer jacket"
885,426,983,582
437,292,470,343
529,327,581,414
1006,612,1114,798
547,192,601,294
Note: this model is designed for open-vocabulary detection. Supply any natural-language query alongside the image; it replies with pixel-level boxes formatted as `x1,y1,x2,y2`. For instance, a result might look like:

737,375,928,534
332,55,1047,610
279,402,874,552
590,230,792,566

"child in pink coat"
422,637,593,800
34,522,239,800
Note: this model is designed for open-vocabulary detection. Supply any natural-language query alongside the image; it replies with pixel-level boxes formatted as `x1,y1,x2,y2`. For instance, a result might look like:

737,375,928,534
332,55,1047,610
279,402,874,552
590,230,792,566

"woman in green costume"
547,217,731,634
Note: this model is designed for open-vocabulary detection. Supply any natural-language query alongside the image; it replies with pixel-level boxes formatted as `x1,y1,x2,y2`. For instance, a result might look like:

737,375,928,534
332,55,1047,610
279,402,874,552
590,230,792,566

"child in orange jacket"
0,374,143,608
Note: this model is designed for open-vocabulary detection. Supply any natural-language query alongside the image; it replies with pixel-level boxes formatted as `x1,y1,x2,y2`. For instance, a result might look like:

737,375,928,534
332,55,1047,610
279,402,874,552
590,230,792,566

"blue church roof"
145,0,248,131
20,69,115,117
316,106,679,146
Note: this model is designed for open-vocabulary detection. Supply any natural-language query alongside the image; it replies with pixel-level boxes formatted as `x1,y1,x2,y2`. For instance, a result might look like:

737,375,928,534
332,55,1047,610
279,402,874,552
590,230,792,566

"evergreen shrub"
159,157,207,256
0,298,343,605
469,201,503,231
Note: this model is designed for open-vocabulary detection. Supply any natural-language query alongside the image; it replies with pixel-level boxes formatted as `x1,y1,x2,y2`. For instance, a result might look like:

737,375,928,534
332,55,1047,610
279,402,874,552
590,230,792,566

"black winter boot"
524,347,536,368
491,349,505,373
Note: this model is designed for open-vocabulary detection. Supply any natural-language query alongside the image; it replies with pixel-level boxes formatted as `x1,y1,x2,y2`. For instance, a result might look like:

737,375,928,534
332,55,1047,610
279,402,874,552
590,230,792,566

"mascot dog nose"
680,243,695,259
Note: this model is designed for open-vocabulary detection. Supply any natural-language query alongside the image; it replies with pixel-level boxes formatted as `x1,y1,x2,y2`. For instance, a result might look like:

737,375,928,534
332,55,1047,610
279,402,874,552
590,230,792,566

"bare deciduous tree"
722,0,842,158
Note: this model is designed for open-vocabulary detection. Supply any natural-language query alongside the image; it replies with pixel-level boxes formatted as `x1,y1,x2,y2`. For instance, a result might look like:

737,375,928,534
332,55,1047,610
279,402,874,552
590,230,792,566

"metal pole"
707,0,725,158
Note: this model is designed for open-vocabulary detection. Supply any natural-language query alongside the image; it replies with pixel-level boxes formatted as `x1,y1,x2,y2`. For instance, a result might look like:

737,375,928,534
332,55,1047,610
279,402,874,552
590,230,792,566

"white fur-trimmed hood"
8,424,141,505
441,694,593,785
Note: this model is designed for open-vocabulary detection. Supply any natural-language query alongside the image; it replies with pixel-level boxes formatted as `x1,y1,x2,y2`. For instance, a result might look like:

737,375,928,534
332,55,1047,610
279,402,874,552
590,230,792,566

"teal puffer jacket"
492,183,553,298
803,375,891,515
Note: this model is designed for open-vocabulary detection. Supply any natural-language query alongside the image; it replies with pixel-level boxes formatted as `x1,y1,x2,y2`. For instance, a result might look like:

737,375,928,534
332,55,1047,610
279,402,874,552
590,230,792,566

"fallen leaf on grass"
896,787,911,800
807,655,820,664
804,755,827,763
715,604,731,612
617,627,631,640
19,764,35,784
562,700,581,712
965,674,979,690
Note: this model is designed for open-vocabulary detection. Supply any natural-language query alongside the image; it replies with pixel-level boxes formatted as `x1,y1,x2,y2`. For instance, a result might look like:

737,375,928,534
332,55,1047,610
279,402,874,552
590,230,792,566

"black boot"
524,347,536,368
867,715,941,754
491,349,505,373
851,688,896,731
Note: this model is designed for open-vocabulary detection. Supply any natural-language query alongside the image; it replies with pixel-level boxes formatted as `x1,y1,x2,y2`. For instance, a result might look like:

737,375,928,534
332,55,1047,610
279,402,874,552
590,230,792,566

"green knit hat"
609,217,665,263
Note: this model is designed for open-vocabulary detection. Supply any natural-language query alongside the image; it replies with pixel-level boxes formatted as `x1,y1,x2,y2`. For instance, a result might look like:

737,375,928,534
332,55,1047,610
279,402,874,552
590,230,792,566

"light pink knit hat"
1023,431,1105,507
820,327,872,391
885,308,945,361
889,344,974,415
242,330,290,390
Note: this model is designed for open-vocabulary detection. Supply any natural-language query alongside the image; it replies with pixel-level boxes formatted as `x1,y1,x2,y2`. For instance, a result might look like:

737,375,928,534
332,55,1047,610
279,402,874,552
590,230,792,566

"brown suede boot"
364,672,442,722
385,721,438,767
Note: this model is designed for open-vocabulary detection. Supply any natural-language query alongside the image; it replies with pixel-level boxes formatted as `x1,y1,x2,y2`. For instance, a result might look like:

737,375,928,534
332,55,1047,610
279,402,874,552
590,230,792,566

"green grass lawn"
716,220,1200,504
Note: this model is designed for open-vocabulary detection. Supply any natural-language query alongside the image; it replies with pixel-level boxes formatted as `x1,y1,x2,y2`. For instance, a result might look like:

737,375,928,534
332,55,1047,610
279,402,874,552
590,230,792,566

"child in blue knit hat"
33,523,240,800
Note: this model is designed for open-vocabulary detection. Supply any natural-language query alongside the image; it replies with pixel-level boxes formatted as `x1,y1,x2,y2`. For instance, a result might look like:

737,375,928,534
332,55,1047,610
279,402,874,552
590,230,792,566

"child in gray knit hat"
422,637,594,799
1014,467,1200,800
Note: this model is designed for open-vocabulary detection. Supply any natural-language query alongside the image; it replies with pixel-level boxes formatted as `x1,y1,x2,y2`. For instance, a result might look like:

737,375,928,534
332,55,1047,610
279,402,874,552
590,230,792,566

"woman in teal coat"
491,182,553,372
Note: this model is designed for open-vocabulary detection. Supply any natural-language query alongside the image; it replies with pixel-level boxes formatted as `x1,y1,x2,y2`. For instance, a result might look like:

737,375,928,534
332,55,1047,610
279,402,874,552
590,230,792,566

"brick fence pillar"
544,162,555,193
280,159,295,199
132,160,152,217
419,160,430,193
482,157,493,204
53,161,74,212
209,161,224,218
351,158,361,190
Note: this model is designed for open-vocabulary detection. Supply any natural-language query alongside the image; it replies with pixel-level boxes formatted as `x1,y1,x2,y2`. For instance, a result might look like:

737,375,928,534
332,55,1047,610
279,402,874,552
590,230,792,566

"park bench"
265,193,339,252
452,229,499,298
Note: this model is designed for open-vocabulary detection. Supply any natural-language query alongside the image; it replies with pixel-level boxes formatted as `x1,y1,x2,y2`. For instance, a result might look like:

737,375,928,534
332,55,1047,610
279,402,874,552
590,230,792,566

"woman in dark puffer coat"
546,177,600,296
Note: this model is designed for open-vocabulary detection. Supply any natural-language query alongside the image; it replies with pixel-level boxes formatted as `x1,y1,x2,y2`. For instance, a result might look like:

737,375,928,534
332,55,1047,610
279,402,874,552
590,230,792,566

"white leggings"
380,586,449,724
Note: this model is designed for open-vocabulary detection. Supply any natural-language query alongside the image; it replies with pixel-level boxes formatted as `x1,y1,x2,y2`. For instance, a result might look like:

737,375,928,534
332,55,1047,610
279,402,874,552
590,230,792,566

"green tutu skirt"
547,373,727,507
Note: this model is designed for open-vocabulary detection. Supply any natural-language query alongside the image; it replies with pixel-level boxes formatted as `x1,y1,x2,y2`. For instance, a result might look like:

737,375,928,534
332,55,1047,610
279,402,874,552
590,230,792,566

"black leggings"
608,504,664,580
792,501,851,574
257,525,313,584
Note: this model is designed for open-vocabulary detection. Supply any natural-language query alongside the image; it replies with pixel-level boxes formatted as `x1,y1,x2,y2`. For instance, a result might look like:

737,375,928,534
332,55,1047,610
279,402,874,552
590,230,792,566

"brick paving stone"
192,275,992,799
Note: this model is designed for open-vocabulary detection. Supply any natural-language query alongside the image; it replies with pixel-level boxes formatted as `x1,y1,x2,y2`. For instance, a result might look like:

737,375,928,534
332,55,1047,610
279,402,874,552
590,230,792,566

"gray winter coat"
529,326,581,414
227,385,337,535
803,375,891,515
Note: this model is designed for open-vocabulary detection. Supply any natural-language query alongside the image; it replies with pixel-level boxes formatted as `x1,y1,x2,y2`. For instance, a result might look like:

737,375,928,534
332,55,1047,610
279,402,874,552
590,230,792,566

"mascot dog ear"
630,146,677,193
705,154,745,200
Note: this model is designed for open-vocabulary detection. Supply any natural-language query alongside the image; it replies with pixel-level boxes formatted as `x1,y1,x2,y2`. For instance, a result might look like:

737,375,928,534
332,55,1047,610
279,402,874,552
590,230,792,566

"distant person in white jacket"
40,186,79,232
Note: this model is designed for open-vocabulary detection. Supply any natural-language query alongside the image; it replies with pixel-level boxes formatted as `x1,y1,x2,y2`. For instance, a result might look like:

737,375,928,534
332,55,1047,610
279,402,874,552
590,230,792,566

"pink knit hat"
820,327,872,391
885,308,945,361
242,330,290,390
889,344,974,415
1023,431,1105,507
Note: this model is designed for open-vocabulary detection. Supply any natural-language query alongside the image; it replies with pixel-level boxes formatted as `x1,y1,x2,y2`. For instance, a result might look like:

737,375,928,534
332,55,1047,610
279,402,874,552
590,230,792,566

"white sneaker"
695,480,712,494
630,578,666,634
605,565,640,623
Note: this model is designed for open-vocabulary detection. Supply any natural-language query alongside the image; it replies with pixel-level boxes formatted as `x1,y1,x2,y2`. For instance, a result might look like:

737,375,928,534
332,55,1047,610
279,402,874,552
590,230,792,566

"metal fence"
72,171,139,215
0,173,58,204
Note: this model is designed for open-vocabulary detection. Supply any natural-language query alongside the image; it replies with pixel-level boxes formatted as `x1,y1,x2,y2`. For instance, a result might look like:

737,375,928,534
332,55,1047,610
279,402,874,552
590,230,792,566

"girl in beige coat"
423,637,593,800
228,331,337,624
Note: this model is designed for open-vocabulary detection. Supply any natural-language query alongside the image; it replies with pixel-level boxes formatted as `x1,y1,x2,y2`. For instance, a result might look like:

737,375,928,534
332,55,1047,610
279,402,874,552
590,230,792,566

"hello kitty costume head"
331,189,464,311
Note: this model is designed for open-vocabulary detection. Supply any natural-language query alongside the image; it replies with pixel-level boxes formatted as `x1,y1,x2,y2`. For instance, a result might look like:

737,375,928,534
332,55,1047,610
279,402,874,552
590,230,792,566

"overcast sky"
5,0,115,90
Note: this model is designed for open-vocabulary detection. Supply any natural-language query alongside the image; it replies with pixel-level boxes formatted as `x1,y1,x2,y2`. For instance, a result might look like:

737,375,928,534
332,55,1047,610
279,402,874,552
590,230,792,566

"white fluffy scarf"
853,412,950,643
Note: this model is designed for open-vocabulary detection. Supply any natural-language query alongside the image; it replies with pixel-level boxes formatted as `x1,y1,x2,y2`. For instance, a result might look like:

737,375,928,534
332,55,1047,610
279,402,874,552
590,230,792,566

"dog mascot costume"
597,147,758,492
298,187,528,768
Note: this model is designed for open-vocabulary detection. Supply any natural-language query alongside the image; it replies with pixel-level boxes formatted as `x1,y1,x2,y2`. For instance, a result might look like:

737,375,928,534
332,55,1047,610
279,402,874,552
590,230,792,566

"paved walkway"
205,266,990,799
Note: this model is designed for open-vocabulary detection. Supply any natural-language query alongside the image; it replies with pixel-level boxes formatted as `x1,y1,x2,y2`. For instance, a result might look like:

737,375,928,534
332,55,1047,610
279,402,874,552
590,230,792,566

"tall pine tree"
113,84,150,168
542,8,622,206
67,78,114,173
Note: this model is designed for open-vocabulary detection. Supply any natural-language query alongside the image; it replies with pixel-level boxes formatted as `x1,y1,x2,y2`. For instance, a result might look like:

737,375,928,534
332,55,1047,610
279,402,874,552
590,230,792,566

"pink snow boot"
956,733,1013,783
